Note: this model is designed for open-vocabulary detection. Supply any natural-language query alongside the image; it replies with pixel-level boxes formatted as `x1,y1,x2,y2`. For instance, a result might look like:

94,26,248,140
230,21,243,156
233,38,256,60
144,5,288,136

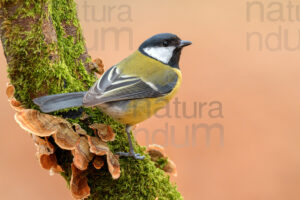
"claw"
134,154,145,160
116,152,145,160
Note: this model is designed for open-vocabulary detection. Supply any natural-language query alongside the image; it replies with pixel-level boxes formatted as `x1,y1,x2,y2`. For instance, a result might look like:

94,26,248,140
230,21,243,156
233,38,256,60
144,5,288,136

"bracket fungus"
6,84,14,99
71,163,90,199
147,144,178,177
32,135,63,174
88,136,110,156
6,84,24,111
106,151,121,180
6,84,122,198
72,137,94,171
73,123,88,136
39,153,63,173
162,159,177,177
88,136,121,179
93,156,105,170
147,144,167,159
32,135,55,155
52,123,80,150
15,109,65,137
89,123,115,142
92,58,105,75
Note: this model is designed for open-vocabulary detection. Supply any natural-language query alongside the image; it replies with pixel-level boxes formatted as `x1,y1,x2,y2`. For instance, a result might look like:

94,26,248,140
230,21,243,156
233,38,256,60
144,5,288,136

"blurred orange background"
1,0,300,199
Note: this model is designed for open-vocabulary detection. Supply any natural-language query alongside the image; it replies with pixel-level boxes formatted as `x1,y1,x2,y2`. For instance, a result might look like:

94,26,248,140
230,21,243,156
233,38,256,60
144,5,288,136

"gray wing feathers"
83,65,178,107
33,91,87,113
85,80,162,105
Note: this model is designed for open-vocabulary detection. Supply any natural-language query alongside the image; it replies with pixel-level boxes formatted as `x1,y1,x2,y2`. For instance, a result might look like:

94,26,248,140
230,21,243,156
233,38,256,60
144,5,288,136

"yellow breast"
113,68,181,125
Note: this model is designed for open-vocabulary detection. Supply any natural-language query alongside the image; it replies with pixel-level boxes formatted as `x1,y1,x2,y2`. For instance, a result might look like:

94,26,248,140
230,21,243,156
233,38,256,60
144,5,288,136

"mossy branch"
0,0,183,199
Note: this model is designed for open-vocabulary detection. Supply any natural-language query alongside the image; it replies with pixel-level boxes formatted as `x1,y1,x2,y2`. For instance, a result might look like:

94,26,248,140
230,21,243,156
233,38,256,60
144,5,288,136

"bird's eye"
163,41,169,47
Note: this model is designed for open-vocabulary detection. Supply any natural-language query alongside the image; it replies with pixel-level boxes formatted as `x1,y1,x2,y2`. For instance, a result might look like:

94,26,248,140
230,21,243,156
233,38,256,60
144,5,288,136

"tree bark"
0,0,183,199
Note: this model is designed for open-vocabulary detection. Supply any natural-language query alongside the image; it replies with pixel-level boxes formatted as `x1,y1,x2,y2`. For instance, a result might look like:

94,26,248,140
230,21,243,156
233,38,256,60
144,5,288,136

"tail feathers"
33,92,87,113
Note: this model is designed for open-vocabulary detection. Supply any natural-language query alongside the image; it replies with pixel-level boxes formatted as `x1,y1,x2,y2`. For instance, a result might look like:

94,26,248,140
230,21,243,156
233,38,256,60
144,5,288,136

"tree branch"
0,0,183,199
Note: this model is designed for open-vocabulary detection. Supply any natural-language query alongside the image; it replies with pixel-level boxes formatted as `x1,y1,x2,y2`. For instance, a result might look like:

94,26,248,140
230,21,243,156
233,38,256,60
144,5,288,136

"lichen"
0,0,183,199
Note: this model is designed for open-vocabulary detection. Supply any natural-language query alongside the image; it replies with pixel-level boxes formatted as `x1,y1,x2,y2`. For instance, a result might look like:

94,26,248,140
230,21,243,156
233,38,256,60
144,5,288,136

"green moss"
3,0,95,108
1,0,183,199
155,157,169,170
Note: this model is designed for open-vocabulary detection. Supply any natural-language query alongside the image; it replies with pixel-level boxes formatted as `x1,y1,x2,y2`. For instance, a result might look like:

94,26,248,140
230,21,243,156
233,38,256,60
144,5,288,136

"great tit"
34,33,191,159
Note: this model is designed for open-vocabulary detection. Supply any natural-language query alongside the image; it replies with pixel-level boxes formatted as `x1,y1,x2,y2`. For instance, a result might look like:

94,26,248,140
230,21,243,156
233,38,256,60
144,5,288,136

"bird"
33,33,191,160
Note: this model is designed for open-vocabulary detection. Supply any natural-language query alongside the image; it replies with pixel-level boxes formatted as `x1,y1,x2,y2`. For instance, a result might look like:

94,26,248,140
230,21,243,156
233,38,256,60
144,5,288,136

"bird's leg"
116,125,145,160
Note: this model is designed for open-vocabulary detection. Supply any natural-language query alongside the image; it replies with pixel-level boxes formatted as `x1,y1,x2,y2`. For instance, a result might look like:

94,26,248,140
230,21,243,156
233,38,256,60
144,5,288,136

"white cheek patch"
143,46,176,64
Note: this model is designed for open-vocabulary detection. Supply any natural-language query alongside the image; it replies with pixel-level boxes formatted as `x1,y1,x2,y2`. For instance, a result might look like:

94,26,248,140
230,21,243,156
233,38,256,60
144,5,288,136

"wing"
83,65,178,106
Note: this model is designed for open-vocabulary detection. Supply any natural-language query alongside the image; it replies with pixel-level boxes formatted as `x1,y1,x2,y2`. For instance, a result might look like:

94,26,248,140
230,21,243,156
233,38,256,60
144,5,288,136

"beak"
179,40,192,47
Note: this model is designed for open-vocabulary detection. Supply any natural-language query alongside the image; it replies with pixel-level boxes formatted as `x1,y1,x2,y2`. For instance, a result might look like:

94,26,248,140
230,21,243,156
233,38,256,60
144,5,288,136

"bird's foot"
116,151,145,160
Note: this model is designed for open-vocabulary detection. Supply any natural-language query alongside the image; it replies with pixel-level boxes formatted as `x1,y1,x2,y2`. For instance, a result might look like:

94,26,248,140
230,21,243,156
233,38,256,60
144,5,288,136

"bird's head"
139,33,192,68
